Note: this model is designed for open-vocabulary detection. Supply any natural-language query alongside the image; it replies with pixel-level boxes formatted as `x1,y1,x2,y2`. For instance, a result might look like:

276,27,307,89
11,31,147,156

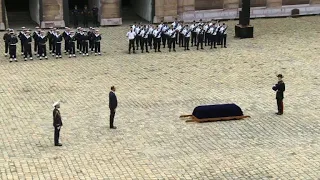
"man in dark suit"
53,101,63,146
272,74,285,115
109,86,118,129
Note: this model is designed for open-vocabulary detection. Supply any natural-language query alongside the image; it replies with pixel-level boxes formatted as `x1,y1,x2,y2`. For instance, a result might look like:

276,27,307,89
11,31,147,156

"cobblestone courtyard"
0,16,320,179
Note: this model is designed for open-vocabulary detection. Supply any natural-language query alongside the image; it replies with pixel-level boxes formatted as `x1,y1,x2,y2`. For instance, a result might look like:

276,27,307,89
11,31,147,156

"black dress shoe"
275,112,283,115
110,126,117,129
55,143,62,146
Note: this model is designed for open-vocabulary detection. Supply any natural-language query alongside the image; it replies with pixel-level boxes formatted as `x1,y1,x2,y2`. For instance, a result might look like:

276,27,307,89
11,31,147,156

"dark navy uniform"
82,7,90,27
18,30,26,54
3,30,10,56
47,30,54,54
273,75,286,115
81,32,90,55
8,32,18,62
54,33,63,58
92,7,99,27
93,32,101,55
109,89,117,129
32,30,40,55
53,106,62,146
72,8,79,27
37,34,48,59
68,33,77,57
62,30,70,54
22,34,32,60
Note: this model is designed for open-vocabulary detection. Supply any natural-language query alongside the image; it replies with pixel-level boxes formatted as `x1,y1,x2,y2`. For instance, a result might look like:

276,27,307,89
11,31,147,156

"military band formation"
3,27,102,63
126,19,228,54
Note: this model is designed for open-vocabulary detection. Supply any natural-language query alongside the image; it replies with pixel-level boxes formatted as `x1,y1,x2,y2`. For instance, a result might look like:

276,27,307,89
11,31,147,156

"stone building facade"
0,0,320,30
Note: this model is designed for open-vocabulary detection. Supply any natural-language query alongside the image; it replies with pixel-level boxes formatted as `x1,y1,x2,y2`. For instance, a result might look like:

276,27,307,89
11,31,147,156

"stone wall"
100,0,122,25
0,0,4,30
41,0,65,28
154,0,178,23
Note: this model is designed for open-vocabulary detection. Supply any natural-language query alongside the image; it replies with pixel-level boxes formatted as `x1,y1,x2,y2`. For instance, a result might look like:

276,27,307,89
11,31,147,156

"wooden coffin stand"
180,104,250,123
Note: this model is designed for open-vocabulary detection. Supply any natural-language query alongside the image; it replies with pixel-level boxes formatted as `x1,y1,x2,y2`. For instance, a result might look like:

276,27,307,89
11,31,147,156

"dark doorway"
5,0,29,12
68,0,88,10
121,0,146,24
4,0,38,28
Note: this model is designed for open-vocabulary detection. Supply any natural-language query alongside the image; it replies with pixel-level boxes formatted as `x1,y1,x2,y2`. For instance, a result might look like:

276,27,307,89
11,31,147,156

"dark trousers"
175,34,178,44
34,41,38,53
197,35,204,49
161,34,167,48
140,38,148,52
179,33,184,47
168,38,175,51
73,16,78,27
82,41,89,54
83,17,88,27
135,36,140,49
129,39,135,53
20,41,24,52
211,35,217,48
9,45,17,58
38,44,47,57
77,40,82,51
110,109,115,128
154,38,161,51
184,37,190,50
64,41,69,53
93,15,99,26
277,99,284,114
217,34,222,45
191,32,197,45
5,42,8,54
24,44,32,58
52,41,56,54
148,34,153,47
49,39,53,51
221,34,227,47
95,42,101,53
90,40,94,51
56,43,62,55
205,33,210,46
69,42,76,54
54,127,61,145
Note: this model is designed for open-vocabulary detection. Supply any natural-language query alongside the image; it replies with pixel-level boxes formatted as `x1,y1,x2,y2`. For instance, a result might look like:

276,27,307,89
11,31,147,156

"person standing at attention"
53,101,63,146
272,74,285,115
109,86,118,129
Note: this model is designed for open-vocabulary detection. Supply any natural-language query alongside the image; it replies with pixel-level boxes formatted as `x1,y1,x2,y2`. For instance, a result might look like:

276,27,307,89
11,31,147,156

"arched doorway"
4,0,39,28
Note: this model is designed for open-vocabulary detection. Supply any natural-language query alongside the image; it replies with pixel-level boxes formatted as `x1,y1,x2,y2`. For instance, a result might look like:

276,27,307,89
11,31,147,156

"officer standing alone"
53,101,63,146
109,86,118,129
126,26,136,54
272,74,286,115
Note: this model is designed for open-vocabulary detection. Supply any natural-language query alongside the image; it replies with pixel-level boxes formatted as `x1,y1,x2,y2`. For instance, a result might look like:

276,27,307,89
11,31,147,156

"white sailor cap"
52,101,60,107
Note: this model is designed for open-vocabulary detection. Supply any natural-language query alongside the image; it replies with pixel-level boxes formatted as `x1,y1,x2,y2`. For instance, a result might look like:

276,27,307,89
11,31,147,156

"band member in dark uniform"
22,30,33,61
82,5,90,28
220,23,227,48
196,26,205,50
272,74,286,115
68,31,77,58
182,25,191,50
81,30,90,56
54,30,63,59
141,26,149,53
88,28,95,52
33,27,40,56
3,28,10,57
62,27,70,54
93,30,101,55
92,6,99,27
72,5,79,28
167,26,176,52
38,31,48,60
126,26,136,54
153,27,162,52
161,23,168,48
53,101,63,146
47,27,54,55
76,28,83,54
134,23,141,50
109,86,118,129
8,30,18,62
190,21,197,46
147,25,154,48
18,27,26,55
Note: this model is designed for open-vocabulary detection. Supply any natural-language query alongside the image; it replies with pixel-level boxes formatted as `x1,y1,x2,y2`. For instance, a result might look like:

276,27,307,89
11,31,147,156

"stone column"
0,0,5,30
154,0,178,23
224,0,240,9
267,0,282,7
178,0,195,14
100,0,122,26
41,0,65,28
